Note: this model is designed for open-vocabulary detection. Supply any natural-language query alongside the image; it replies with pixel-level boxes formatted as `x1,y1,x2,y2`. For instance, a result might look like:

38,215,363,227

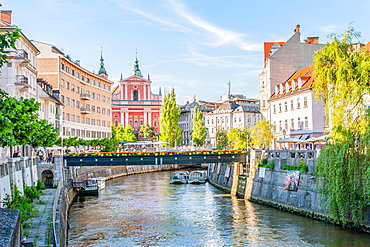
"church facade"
111,57,162,138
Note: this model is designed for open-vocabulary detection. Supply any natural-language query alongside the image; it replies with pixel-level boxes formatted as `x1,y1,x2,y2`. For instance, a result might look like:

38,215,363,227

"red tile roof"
270,65,313,99
263,42,285,62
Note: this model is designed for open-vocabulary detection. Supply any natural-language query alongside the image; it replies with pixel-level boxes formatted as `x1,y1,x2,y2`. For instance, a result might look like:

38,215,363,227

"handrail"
52,179,63,247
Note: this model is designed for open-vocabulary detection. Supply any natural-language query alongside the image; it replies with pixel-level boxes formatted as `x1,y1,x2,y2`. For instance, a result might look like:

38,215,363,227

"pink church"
111,56,162,139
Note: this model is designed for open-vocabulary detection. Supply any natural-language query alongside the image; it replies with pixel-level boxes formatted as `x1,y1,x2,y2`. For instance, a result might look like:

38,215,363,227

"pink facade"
111,58,162,138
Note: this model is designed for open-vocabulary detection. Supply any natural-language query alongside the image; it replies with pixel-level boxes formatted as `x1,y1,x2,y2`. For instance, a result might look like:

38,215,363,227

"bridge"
63,150,248,166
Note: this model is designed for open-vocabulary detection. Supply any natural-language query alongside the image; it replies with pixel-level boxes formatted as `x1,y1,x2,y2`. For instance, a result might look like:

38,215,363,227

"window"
91,80,95,86
262,100,265,107
76,86,80,94
81,75,84,81
86,118,90,125
285,119,288,130
102,96,105,102
66,113,70,121
66,66,69,73
129,120,132,126
278,103,282,112
71,84,75,92
239,116,241,122
107,109,110,115
284,101,288,111
102,83,105,89
61,63,65,70
72,70,75,76
91,106,95,112
76,72,79,79
291,119,294,130
133,90,138,101
298,117,301,129
297,98,301,109
81,117,85,124
305,116,308,128
97,94,100,101
92,119,96,125
66,97,70,106
279,120,282,131
92,93,95,99
291,100,294,110
102,108,105,114
107,98,110,103
71,114,75,122
273,104,276,114
76,101,80,108
66,82,70,90
304,96,308,107
71,99,75,107
97,107,101,113
102,121,106,127
97,120,101,126
97,81,101,87
77,116,80,123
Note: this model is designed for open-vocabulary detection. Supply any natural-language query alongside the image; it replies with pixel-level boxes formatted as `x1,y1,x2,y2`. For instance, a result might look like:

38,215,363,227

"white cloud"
322,25,337,33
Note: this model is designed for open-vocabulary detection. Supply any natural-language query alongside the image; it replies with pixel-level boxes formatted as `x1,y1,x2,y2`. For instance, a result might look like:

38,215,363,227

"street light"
282,129,286,149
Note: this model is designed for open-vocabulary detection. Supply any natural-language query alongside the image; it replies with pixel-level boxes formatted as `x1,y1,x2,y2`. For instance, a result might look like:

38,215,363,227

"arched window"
133,90,138,101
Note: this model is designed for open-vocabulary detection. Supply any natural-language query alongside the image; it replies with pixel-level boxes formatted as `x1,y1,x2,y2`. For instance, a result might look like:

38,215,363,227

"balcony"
80,107,91,114
80,93,91,100
7,49,30,65
15,75,29,85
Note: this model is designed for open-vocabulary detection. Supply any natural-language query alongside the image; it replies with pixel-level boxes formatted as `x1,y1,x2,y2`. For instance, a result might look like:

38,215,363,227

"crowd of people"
37,150,54,164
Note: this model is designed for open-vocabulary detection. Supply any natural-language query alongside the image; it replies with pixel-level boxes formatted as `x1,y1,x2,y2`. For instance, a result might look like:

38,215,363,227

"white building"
269,65,325,149
178,99,219,145
0,10,39,99
260,25,323,121
205,98,263,146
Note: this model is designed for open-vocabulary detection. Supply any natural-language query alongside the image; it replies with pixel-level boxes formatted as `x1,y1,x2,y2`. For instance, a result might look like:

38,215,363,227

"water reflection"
68,170,370,246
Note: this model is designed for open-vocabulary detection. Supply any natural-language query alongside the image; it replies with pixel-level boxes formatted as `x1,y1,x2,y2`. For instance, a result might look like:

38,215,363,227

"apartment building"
205,98,263,146
260,25,323,121
32,41,114,140
0,10,39,99
178,99,219,145
269,65,325,149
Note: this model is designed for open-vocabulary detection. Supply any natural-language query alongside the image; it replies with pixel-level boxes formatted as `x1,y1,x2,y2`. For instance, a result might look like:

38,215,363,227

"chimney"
305,37,319,44
0,10,12,25
294,24,300,33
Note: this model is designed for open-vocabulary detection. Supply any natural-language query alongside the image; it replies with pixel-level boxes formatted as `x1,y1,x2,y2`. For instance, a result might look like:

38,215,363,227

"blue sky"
3,0,370,104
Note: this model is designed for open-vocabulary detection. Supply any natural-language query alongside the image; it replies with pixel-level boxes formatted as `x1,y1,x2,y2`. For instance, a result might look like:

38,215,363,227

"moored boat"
170,171,189,184
188,170,207,184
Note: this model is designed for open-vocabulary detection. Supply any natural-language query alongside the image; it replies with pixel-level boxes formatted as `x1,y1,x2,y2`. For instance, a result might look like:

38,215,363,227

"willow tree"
313,26,370,225
139,123,156,141
192,106,207,146
250,120,274,149
216,128,228,150
228,128,249,150
159,89,182,147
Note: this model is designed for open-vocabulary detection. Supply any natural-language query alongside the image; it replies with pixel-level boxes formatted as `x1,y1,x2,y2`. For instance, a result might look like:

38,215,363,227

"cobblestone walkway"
24,188,56,247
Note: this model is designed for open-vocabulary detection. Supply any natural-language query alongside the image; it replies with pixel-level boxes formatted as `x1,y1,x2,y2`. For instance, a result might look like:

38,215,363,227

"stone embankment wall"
208,150,370,232
58,164,179,246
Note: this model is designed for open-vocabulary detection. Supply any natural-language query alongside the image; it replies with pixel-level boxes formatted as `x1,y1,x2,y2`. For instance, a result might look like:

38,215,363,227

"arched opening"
41,170,54,188
133,90,138,101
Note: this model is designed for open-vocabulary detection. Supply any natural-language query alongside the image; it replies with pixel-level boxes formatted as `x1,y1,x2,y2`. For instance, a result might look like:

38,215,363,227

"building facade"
178,99,219,145
111,57,162,138
205,98,263,146
260,25,323,121
33,41,114,140
269,65,325,149
0,10,39,99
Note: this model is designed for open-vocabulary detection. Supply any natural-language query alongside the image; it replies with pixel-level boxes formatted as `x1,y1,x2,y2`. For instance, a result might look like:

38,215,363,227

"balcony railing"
15,75,29,85
80,93,91,100
80,107,91,114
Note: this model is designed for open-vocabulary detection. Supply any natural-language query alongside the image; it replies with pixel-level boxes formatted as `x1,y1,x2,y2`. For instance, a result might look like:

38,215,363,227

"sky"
3,0,370,104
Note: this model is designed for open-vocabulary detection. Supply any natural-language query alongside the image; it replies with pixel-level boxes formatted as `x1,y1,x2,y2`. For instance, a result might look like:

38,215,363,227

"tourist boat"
73,177,106,195
170,171,189,184
188,170,207,184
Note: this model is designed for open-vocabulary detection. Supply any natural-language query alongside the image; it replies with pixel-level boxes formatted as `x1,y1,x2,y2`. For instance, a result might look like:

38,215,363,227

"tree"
113,124,137,143
228,128,250,150
192,106,207,146
159,88,182,147
29,119,59,148
215,128,228,150
250,120,274,149
313,25,370,225
139,123,156,141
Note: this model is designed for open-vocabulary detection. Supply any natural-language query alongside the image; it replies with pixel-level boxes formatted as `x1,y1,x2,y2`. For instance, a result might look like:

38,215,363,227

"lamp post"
282,129,286,150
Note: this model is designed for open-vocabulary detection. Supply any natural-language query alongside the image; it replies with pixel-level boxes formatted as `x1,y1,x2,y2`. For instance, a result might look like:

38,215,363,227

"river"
68,170,370,246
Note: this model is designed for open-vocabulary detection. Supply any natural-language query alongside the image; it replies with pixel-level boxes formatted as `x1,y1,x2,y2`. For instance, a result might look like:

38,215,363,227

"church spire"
133,50,142,77
98,49,108,76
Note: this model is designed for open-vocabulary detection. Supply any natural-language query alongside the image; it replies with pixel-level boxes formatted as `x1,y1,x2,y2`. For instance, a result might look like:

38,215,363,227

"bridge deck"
64,151,247,166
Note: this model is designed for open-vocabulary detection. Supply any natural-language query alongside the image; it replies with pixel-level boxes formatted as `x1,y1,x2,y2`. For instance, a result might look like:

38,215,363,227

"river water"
68,170,370,246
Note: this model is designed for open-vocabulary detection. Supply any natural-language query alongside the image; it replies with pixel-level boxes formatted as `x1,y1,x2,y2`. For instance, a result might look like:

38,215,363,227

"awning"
276,138,306,143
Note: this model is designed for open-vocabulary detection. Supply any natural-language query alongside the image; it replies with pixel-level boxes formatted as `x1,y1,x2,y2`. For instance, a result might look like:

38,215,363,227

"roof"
270,65,314,99
264,42,285,62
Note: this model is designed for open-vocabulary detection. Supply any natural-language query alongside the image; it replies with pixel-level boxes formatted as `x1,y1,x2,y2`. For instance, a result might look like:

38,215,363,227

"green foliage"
159,88,183,147
0,28,20,68
139,123,157,141
192,106,207,146
259,160,274,169
113,124,137,143
228,128,250,150
250,120,274,149
281,164,308,172
2,185,41,231
36,179,45,190
313,25,370,226
216,128,228,150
